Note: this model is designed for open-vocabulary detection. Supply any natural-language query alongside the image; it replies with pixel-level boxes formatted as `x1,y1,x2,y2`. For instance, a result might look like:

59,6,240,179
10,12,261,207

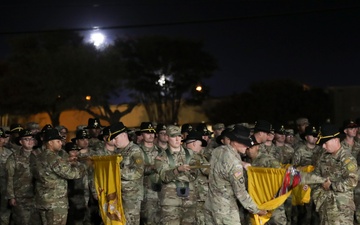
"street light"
85,96,91,101
196,85,202,92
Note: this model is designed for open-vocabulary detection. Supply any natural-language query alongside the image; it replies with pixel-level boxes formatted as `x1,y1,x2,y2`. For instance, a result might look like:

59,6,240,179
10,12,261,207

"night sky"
1,1,360,97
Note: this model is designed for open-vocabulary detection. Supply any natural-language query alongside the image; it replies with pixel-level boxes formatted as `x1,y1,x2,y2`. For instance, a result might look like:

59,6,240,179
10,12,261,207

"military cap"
342,119,358,130
273,124,286,135
181,124,193,134
64,142,81,153
108,122,127,141
304,126,318,137
43,128,63,142
26,122,40,131
216,127,234,145
0,128,6,138
71,129,90,143
296,118,309,126
253,120,272,133
212,123,225,131
196,123,213,136
98,126,111,140
139,122,156,133
183,131,207,147
166,125,182,137
156,123,167,133
285,129,294,136
85,118,103,129
41,124,53,133
316,124,342,145
6,124,23,134
16,129,34,146
227,125,252,147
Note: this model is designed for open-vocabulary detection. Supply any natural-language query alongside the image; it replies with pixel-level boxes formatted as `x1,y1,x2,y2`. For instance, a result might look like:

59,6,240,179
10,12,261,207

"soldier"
25,122,41,135
292,126,322,225
215,126,233,146
5,123,24,151
180,123,193,140
137,122,162,225
85,118,104,149
33,128,88,225
273,124,294,165
183,131,209,225
5,129,40,225
155,125,199,225
204,125,267,224
155,123,168,151
285,129,295,148
293,117,309,149
92,126,116,156
108,122,144,225
197,123,214,161
245,143,286,225
302,123,358,224
55,125,69,147
207,123,225,149
262,128,276,156
0,128,13,225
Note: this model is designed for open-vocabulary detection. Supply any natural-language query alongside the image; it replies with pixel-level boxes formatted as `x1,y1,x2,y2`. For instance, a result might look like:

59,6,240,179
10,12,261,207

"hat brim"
254,128,271,134
45,135,64,143
316,133,344,146
183,137,208,147
228,133,252,147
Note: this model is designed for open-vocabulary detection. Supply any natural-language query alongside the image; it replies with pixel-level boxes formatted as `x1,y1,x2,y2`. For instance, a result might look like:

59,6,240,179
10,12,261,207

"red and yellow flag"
92,155,126,225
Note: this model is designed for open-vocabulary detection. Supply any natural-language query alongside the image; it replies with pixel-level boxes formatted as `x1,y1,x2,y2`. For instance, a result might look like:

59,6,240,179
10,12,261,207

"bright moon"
90,32,105,47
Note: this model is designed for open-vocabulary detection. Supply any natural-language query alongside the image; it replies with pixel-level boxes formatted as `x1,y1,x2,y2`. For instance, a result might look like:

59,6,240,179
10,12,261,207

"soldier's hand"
177,164,191,172
322,177,331,190
241,162,252,171
9,198,16,207
257,210,267,216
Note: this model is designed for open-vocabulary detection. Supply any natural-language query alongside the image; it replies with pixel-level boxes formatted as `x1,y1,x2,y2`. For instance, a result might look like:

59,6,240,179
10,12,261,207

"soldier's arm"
121,149,144,181
331,156,358,192
5,154,15,199
155,153,178,183
50,154,87,180
229,163,261,214
291,150,301,167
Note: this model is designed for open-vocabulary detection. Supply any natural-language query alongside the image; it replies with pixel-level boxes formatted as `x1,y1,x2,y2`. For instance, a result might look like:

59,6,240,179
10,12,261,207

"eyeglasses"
22,138,35,142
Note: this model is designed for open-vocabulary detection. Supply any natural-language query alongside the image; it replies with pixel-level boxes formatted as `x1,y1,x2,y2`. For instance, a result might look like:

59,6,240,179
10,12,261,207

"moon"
90,32,105,47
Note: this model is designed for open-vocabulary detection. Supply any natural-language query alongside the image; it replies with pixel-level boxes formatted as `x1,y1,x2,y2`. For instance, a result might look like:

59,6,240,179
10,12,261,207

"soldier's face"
142,133,155,143
49,139,63,151
246,145,259,159
168,135,182,149
186,140,202,153
20,136,35,151
275,133,286,143
157,131,168,142
344,127,358,138
77,138,89,149
322,138,339,154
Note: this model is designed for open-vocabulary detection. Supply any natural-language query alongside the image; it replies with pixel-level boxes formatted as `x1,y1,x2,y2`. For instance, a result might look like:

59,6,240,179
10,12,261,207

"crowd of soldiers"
0,116,359,225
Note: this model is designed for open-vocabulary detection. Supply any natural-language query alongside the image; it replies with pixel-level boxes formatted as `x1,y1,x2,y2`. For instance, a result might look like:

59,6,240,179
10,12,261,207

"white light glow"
90,32,105,47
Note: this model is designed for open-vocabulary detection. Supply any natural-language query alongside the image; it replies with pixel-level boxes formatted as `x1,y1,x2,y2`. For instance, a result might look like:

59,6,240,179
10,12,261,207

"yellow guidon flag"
91,155,126,225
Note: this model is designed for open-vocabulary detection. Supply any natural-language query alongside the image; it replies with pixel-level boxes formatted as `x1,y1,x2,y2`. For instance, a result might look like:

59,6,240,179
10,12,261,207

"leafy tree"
0,32,132,126
204,79,331,126
113,35,218,124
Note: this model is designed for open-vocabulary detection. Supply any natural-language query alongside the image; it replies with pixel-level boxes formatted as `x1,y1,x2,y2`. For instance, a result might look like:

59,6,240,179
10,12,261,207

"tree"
204,79,331,126
113,35,218,124
0,32,132,126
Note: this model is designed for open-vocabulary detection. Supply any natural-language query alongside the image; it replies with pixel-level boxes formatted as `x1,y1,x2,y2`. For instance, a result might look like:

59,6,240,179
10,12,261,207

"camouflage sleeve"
229,162,260,214
121,148,144,181
5,154,15,199
299,171,326,185
49,154,87,180
155,152,178,183
292,150,301,167
331,156,358,192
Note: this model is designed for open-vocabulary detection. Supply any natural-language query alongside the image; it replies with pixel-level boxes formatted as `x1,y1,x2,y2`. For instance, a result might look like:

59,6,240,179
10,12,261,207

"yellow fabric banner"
92,155,126,225
247,166,313,225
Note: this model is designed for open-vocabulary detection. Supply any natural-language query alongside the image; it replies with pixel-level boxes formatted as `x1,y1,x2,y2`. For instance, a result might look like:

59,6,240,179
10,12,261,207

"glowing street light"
85,95,91,101
196,85,202,92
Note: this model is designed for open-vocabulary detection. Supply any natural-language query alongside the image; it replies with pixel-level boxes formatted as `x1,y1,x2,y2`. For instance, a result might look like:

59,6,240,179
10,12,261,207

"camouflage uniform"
5,149,40,225
342,139,360,224
33,148,87,225
0,147,13,225
302,146,358,225
155,146,198,225
251,151,286,225
292,144,324,225
193,151,209,225
204,145,261,224
259,142,277,157
273,144,294,165
140,143,162,225
115,141,144,225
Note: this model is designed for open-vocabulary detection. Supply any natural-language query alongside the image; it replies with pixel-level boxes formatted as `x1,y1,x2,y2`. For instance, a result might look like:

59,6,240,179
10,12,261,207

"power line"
1,5,360,36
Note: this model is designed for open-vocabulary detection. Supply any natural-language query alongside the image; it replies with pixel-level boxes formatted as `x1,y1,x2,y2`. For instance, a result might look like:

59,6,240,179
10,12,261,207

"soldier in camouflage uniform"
5,129,40,225
273,124,295,165
302,123,358,225
339,120,360,225
293,118,309,150
92,126,115,156
155,125,200,225
85,118,103,149
155,124,168,152
109,122,144,225
33,128,88,225
207,123,225,150
246,143,286,225
204,125,267,224
180,124,193,141
184,131,209,225
138,122,162,225
0,128,13,225
292,126,323,225
5,124,24,152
